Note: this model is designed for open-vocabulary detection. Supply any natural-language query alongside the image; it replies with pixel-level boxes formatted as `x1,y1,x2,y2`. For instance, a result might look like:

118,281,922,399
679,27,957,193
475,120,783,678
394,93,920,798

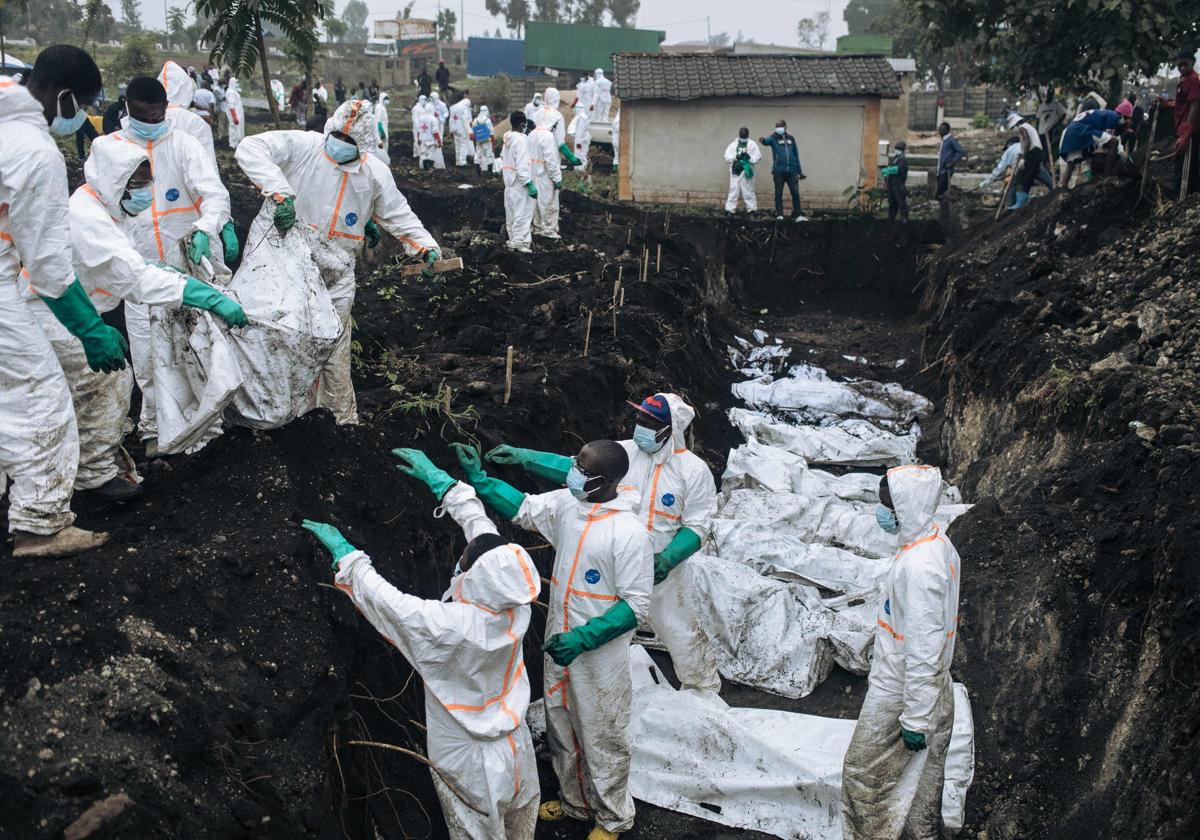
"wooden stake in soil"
656,243,662,274
626,228,632,245
617,265,624,289
583,310,593,357
664,212,670,234
443,387,451,414
504,346,514,405
641,247,649,282
620,287,625,307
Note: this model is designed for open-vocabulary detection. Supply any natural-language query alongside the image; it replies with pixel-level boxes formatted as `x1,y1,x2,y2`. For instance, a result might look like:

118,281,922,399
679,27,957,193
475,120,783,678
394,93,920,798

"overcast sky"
119,0,851,49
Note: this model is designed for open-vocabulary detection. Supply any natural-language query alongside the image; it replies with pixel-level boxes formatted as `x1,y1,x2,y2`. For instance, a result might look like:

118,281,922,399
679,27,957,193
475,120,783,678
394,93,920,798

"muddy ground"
3,129,1196,838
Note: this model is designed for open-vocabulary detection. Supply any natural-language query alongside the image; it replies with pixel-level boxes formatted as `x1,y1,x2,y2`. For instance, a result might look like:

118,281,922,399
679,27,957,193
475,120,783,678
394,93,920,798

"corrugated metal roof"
887,57,917,74
612,53,903,101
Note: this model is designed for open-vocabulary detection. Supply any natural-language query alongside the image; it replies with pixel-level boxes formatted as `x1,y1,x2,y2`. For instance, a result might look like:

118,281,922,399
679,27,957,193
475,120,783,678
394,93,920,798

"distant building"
523,20,665,75
612,53,902,209
373,17,436,42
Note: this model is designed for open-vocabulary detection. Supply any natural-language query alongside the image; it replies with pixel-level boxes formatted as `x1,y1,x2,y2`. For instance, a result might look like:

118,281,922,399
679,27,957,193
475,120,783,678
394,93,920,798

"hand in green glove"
420,248,441,280
485,444,571,484
525,182,538,199
392,447,456,500
900,727,926,752
273,196,296,232
182,277,247,328
544,600,637,666
187,230,211,264
365,219,382,249
484,444,530,466
880,165,899,178
558,142,582,167
42,279,127,373
220,221,240,262
301,519,358,569
450,442,487,483
552,180,562,191
377,122,387,143
652,527,703,584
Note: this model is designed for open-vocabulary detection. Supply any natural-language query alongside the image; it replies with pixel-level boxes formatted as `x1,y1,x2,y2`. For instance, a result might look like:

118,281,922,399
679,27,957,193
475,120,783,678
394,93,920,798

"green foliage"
323,16,347,43
484,0,639,35
844,0,895,35
470,73,511,115
166,6,189,50
971,111,989,128
82,0,116,47
107,31,158,83
341,0,368,42
796,12,830,50
120,0,142,30
843,182,886,216
436,8,456,41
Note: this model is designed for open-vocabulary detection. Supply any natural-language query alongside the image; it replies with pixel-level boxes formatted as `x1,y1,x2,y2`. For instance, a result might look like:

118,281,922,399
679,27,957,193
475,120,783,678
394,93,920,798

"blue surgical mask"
774,126,786,136
49,91,87,136
566,466,591,500
127,116,169,141
632,424,664,453
121,185,154,215
875,504,900,535
325,134,359,163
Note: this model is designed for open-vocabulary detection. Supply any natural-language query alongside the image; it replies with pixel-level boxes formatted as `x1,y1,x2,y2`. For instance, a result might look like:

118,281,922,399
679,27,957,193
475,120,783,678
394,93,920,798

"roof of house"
612,53,903,101
887,57,918,74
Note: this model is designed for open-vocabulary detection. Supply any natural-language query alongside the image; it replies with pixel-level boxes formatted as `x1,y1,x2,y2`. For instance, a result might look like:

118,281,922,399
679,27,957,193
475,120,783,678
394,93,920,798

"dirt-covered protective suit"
592,69,612,122
841,464,961,840
415,108,444,169
115,118,231,443
224,78,245,149
235,102,438,424
512,489,653,833
449,96,473,166
724,137,762,212
575,76,594,114
472,106,496,172
411,94,429,158
529,110,563,240
28,139,185,490
570,103,591,171
156,61,217,167
611,110,620,170
335,482,541,838
369,92,390,165
0,77,80,535
500,129,534,251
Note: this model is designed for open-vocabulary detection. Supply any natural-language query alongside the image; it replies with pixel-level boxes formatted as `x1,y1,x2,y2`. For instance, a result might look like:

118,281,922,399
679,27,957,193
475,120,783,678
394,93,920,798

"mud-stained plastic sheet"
729,407,918,468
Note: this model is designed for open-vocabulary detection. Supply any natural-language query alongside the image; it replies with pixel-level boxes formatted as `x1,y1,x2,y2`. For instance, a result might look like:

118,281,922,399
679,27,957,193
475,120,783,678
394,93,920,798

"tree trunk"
256,16,281,129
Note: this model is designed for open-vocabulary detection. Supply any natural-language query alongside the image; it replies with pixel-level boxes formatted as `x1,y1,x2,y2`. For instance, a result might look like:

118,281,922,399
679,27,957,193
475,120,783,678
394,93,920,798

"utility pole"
706,16,711,45
460,0,464,42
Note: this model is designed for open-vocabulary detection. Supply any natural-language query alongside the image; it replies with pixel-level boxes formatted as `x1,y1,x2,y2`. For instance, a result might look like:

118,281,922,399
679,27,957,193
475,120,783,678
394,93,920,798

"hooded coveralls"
155,61,218,168
500,130,535,251
841,465,962,840
529,111,564,240
512,488,653,833
449,97,474,166
235,101,438,424
473,107,496,172
224,79,245,150
336,482,541,838
723,137,762,211
0,77,80,535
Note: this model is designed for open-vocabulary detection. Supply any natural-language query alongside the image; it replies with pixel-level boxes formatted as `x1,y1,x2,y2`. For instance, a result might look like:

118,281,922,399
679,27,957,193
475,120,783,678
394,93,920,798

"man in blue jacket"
759,119,807,221
936,121,966,199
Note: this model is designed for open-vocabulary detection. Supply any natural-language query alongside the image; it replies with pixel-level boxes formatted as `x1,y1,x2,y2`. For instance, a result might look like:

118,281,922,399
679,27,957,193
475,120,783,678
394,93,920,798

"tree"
120,0,142,30
493,27,502,38
436,8,456,41
796,11,830,50
708,31,731,48
196,0,329,128
484,0,530,37
108,31,158,84
844,0,894,35
341,0,368,42
324,16,346,43
166,6,189,50
82,0,116,48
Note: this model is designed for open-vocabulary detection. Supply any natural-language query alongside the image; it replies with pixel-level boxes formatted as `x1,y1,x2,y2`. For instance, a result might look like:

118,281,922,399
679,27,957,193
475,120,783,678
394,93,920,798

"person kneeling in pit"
29,137,245,501
451,439,652,840
304,448,541,839
486,393,721,694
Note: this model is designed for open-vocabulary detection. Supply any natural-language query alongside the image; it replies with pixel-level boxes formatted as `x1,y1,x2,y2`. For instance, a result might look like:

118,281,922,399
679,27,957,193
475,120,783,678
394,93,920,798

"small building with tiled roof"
611,52,904,209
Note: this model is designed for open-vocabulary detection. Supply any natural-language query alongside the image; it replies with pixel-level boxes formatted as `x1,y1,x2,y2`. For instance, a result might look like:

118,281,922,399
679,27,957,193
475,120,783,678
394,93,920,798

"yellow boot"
587,826,620,840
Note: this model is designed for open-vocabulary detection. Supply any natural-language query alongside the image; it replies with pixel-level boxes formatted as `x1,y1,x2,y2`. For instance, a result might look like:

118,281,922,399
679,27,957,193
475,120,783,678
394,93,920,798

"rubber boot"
13,526,110,558
1008,191,1030,210
81,475,145,502
538,801,581,823
587,827,620,840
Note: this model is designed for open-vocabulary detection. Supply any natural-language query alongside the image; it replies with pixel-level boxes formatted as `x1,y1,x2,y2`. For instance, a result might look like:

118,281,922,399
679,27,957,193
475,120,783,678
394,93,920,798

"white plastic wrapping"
730,407,918,467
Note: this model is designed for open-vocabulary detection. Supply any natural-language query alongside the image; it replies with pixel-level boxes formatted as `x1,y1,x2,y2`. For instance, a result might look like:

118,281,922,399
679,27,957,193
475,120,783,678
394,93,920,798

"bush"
105,33,159,88
467,74,511,118
971,112,990,128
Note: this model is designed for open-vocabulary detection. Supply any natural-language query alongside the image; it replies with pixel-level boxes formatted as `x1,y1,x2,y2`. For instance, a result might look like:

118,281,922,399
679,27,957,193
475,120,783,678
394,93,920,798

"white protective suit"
619,394,721,692
158,61,217,167
724,137,762,212
542,87,566,147
611,109,620,169
511,488,653,833
411,94,429,158
472,107,496,173
224,78,245,149
449,96,474,166
112,120,231,443
31,139,187,490
529,111,563,239
523,95,543,124
370,92,390,165
416,109,445,169
270,78,285,111
235,103,438,424
570,103,591,171
592,69,612,122
335,482,541,839
841,464,962,840
431,91,449,133
575,76,594,114
0,77,80,535
500,129,534,251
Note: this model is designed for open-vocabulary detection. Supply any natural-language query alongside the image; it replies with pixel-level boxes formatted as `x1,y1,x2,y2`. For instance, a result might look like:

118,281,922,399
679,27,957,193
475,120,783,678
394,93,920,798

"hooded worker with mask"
841,465,962,840
306,449,542,839
472,105,496,174
411,93,429,158
449,92,474,166
153,61,218,165
32,137,245,501
370,91,390,165
236,99,441,425
592,68,612,122
452,439,653,840
523,91,543,124
500,111,536,252
529,109,565,240
570,100,591,171
540,87,583,167
224,77,245,149
485,393,720,692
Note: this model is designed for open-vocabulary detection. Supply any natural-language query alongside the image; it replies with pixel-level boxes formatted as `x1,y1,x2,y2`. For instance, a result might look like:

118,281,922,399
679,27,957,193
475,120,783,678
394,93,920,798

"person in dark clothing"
935,121,967,199
882,141,909,221
368,79,379,100
435,59,450,93
334,78,346,103
417,67,433,98
73,114,99,158
102,93,127,134
758,118,807,221
1168,48,1200,197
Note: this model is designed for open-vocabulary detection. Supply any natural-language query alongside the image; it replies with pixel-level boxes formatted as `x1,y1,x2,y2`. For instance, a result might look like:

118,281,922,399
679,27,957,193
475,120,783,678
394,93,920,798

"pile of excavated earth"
1,131,1196,840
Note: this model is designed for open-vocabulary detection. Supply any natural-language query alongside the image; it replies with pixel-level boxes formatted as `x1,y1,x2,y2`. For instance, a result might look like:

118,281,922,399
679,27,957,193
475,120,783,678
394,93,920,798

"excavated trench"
4,150,1189,839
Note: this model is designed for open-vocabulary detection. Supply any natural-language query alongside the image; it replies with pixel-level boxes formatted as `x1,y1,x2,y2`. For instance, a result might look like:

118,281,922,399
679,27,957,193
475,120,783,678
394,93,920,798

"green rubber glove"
544,600,637,666
186,230,211,264
420,248,441,280
558,142,582,167
301,519,358,569
274,196,296,232
377,121,386,142
365,219,382,249
881,165,899,177
900,727,927,752
525,182,538,199
181,277,247,327
552,180,562,191
392,447,456,500
42,280,128,373
653,526,703,584
485,444,571,484
451,443,526,520
220,221,240,262
741,160,754,179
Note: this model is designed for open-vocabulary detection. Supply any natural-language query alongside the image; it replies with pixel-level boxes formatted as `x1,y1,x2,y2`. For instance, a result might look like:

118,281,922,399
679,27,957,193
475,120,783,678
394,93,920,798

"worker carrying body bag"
149,202,344,453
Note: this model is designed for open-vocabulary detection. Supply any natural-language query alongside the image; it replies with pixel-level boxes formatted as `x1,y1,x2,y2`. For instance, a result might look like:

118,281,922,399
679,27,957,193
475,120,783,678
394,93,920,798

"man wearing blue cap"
485,392,721,693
